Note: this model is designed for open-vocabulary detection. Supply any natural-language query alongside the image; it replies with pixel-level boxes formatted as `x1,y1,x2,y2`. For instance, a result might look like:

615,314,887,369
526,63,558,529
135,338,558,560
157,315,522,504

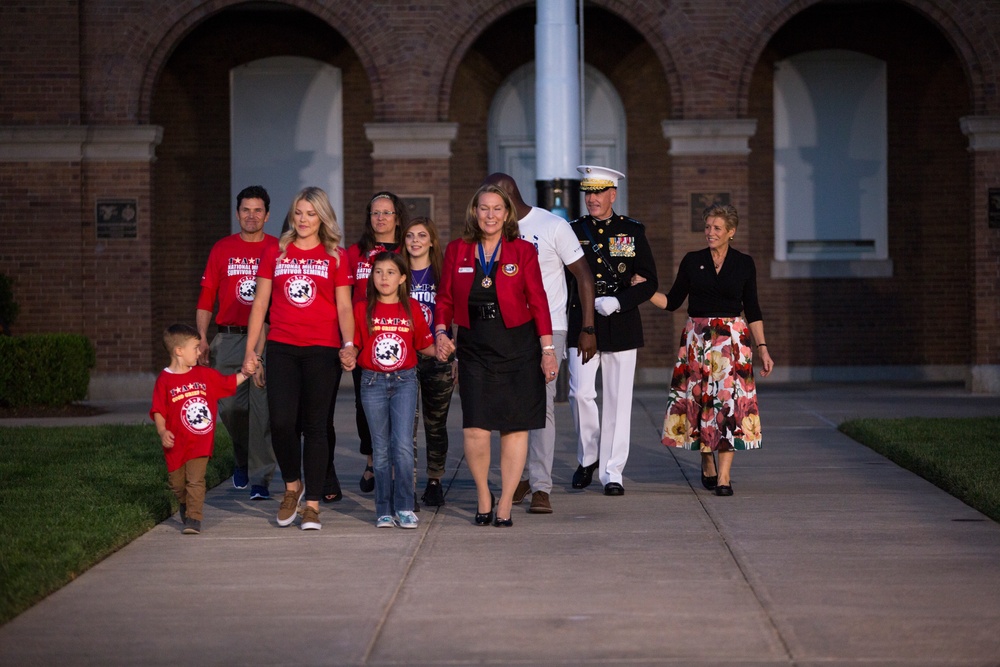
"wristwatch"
581,326,596,335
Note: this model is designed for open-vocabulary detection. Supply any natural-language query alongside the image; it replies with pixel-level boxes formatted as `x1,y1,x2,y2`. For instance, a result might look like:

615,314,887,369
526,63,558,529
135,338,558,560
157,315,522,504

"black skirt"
455,262,545,431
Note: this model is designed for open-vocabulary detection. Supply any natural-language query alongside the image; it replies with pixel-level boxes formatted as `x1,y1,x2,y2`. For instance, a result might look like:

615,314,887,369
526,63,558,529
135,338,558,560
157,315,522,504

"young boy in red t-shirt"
151,324,248,534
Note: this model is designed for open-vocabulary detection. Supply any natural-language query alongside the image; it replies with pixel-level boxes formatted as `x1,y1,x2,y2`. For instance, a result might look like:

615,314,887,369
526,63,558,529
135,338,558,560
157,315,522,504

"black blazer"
567,213,658,352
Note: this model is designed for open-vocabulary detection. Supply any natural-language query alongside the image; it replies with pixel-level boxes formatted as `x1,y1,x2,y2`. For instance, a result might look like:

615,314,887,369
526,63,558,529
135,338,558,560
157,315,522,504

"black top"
566,212,658,352
663,247,763,322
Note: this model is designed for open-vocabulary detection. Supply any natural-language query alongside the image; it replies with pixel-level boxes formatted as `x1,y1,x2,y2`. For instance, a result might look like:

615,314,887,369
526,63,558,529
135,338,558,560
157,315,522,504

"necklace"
477,241,500,288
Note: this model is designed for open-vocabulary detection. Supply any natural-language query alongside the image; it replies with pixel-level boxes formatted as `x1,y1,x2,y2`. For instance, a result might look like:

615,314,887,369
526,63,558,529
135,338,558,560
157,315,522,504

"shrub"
0,334,96,407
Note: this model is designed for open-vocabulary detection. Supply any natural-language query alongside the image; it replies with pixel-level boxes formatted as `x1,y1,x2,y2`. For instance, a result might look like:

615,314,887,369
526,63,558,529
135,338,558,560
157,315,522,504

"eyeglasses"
370,210,396,218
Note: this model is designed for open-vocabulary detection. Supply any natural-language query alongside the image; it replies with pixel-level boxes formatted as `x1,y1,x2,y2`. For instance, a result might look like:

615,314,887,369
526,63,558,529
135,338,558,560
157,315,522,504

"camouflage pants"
415,353,456,478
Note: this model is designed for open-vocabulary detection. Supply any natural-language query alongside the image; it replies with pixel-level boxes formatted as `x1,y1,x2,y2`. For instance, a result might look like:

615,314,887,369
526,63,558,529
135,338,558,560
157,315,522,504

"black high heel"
492,515,513,527
475,492,495,526
701,452,718,490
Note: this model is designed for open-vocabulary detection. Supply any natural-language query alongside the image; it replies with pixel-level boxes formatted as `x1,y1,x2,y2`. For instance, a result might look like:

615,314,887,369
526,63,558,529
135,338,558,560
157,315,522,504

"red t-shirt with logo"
150,366,237,472
353,299,434,372
347,242,401,305
197,233,280,326
257,243,351,348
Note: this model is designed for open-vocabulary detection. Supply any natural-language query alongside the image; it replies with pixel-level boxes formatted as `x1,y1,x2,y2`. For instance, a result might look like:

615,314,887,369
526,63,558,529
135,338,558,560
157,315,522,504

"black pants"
266,342,339,502
353,364,373,457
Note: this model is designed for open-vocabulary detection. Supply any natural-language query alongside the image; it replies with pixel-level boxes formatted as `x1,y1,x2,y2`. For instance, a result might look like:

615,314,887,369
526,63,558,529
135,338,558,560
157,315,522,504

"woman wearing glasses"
330,192,409,502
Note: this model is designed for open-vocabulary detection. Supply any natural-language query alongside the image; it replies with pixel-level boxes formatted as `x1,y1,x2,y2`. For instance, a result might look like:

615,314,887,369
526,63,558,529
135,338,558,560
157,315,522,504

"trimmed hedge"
0,334,96,407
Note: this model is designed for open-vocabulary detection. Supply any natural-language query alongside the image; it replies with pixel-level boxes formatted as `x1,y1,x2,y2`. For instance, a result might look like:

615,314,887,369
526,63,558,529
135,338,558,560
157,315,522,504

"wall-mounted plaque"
690,192,730,232
400,194,433,221
96,199,138,238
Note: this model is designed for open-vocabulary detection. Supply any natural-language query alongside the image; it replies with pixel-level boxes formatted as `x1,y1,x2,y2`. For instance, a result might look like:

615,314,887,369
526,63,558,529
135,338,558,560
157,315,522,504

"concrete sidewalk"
2,383,1000,665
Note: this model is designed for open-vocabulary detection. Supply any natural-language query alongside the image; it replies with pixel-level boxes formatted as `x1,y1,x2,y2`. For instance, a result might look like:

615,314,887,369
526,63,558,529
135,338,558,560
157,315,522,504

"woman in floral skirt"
645,204,773,496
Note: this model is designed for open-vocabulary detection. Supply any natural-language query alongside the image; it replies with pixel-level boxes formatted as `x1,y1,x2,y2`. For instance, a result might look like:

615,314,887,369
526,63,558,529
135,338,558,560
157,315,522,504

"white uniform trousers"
567,347,637,486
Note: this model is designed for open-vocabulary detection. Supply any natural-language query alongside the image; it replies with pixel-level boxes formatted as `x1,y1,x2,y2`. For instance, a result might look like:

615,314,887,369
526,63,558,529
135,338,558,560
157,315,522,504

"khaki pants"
168,457,209,520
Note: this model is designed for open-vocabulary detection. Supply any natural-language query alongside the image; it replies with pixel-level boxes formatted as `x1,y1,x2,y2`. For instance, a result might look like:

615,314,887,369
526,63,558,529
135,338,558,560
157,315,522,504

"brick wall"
0,163,84,333
747,3,972,368
2,0,997,382
0,1,80,124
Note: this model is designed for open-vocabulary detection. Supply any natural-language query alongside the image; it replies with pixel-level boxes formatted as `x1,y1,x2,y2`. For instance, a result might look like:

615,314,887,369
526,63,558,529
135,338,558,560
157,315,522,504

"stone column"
535,0,581,214
959,115,1000,394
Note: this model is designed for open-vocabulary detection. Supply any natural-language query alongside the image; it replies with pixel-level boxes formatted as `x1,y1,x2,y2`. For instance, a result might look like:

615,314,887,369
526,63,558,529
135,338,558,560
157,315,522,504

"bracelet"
757,343,767,348
343,341,354,348
542,345,555,350
542,350,556,357
435,330,452,339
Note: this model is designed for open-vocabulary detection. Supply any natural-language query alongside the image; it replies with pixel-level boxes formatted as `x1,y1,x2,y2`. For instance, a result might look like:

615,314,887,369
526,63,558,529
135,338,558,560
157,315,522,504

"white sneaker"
396,510,419,529
376,515,395,528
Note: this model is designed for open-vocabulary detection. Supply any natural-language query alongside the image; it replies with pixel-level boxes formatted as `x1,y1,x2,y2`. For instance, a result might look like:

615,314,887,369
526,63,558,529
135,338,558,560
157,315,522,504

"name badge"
458,267,474,274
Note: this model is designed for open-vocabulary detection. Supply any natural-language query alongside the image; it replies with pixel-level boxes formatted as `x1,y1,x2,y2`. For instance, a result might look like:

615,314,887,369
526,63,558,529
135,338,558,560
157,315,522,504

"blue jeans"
360,368,419,517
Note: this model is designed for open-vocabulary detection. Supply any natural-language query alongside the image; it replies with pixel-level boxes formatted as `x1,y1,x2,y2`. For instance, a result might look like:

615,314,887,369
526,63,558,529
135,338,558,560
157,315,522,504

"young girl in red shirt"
344,252,435,528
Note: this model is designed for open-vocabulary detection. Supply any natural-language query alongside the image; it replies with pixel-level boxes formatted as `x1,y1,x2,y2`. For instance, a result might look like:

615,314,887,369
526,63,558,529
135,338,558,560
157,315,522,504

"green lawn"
0,425,233,625
839,417,1000,522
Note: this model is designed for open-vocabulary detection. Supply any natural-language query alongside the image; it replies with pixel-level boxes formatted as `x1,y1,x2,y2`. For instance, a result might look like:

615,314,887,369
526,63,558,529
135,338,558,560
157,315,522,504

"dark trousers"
415,353,455,479
266,342,339,502
353,364,373,457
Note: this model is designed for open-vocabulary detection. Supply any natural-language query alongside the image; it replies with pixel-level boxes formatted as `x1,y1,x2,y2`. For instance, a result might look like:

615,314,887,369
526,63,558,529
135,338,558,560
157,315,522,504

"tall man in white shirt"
483,173,595,513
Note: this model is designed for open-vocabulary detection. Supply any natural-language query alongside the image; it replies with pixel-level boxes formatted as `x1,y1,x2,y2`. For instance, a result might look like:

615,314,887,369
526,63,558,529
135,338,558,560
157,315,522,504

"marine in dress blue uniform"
566,166,658,495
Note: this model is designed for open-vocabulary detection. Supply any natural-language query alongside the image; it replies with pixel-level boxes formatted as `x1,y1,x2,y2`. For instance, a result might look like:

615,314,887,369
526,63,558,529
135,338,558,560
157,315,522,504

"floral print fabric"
661,317,761,452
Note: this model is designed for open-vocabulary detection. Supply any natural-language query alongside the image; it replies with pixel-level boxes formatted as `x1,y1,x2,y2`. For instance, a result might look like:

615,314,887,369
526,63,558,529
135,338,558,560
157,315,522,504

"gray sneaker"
182,517,201,535
396,510,419,529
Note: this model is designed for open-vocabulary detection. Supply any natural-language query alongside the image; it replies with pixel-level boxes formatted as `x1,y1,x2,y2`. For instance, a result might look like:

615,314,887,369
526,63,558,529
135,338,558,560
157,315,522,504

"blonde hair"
279,187,343,266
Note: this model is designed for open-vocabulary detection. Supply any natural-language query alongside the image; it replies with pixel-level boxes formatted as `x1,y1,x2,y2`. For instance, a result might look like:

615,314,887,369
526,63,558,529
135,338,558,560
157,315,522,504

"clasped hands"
240,352,267,388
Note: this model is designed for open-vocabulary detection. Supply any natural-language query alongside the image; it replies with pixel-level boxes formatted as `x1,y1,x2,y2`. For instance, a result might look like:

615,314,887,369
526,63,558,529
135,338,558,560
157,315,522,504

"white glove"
594,296,621,317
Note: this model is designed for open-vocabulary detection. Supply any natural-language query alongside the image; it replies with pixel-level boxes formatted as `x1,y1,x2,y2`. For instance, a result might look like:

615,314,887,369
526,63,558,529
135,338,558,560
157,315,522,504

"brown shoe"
528,491,553,514
277,487,304,527
512,479,531,504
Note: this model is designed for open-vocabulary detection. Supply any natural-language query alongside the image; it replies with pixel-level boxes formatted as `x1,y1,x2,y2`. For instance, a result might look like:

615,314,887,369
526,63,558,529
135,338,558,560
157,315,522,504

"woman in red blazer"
435,184,558,527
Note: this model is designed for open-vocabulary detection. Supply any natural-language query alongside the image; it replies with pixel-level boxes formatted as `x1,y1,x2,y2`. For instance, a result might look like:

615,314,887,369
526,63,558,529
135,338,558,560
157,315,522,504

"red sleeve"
352,301,366,349
435,241,457,329
208,367,238,400
410,298,434,349
149,373,168,422
257,245,278,280
196,244,221,311
521,242,553,337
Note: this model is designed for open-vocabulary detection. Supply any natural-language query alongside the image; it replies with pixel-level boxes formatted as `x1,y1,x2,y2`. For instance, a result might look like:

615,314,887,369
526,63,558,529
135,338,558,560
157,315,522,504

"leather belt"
470,303,499,320
218,325,248,334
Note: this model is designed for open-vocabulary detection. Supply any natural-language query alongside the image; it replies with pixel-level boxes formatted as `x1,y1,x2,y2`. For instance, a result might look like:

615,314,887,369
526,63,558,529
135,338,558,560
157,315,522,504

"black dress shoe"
701,452,718,490
322,465,343,503
492,515,513,527
474,493,495,526
359,465,375,493
572,461,599,489
603,482,625,496
715,484,734,497
421,478,445,506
